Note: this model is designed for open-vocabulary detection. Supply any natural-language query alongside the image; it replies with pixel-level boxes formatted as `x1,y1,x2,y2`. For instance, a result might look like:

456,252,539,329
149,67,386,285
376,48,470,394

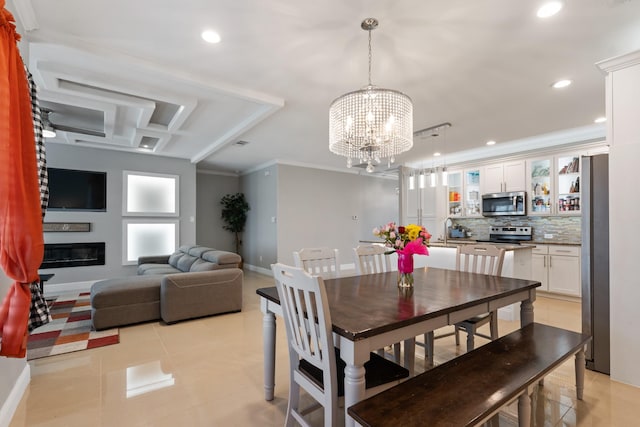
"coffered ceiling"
7,0,640,174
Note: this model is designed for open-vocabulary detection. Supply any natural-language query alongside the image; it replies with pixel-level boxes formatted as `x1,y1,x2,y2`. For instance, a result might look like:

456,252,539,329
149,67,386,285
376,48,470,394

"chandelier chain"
368,28,372,86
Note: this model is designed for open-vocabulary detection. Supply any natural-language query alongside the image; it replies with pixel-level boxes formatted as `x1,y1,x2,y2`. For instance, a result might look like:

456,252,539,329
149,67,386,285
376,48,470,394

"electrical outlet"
544,233,553,239
259,255,263,262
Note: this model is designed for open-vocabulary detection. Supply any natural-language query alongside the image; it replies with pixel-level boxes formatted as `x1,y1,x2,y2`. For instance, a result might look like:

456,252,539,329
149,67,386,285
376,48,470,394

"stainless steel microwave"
481,191,526,216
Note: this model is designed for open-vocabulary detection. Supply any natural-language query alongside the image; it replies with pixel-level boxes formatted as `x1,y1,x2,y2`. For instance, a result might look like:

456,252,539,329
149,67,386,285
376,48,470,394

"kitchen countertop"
429,239,531,251
359,239,581,251
440,238,581,247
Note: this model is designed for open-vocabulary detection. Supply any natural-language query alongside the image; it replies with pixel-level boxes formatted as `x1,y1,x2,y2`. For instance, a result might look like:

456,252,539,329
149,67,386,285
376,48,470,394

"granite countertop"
429,239,529,251
525,240,581,246
431,238,581,249
359,239,581,251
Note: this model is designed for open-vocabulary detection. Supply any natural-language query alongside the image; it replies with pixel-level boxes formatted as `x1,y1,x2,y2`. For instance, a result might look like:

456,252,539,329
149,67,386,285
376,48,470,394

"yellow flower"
405,224,422,241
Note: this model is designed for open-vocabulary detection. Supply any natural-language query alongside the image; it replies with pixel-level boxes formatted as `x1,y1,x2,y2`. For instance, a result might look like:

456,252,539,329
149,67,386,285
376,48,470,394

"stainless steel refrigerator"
581,154,610,374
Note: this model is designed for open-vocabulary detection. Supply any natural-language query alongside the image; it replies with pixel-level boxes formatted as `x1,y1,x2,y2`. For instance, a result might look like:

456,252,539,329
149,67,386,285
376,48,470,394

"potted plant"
220,193,250,258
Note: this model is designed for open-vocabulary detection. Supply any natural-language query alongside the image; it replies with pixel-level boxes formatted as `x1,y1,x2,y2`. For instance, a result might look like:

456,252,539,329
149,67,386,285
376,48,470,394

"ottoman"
90,275,162,330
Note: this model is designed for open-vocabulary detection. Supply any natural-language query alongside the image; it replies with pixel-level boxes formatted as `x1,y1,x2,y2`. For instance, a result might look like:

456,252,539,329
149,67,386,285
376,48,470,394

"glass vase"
397,251,414,288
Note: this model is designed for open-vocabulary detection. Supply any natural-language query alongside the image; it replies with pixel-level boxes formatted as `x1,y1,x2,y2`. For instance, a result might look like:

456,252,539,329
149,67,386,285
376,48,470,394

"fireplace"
41,242,106,269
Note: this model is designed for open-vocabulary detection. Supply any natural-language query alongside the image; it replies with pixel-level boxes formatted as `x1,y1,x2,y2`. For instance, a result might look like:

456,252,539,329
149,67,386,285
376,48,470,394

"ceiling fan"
41,108,106,138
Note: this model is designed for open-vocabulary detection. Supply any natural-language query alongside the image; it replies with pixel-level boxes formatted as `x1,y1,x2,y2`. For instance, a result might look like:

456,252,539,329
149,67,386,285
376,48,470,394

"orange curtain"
0,4,44,358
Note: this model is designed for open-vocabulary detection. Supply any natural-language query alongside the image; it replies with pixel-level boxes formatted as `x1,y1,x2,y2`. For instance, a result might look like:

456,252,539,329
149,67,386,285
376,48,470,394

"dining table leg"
262,310,277,401
343,354,366,427
403,337,416,376
520,293,535,326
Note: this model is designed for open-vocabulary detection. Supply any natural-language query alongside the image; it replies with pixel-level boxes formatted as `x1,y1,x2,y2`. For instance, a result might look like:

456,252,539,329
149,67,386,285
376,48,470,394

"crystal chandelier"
329,18,413,173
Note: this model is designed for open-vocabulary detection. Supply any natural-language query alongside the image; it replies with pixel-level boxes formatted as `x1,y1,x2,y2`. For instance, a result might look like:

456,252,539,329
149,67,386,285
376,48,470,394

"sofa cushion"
176,254,198,272
187,246,214,258
168,251,184,268
91,275,162,309
138,264,181,275
190,259,219,272
201,250,241,266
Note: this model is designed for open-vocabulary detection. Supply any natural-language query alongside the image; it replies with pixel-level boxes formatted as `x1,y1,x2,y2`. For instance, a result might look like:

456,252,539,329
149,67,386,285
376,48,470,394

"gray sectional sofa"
90,245,243,330
137,245,241,275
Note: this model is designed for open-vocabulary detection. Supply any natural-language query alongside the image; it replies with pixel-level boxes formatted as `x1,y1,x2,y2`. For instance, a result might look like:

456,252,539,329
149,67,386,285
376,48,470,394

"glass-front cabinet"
556,154,581,215
464,169,482,216
528,158,552,215
447,170,463,217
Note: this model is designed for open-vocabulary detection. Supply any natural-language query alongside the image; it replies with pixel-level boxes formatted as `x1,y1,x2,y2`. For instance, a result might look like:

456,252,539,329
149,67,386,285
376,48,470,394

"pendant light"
329,18,413,172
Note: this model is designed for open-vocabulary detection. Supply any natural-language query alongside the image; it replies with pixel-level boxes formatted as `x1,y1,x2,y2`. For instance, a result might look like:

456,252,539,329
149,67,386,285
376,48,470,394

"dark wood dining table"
257,266,540,427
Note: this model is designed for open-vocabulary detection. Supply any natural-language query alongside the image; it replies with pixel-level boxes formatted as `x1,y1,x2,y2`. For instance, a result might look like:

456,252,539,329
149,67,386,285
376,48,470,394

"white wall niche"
123,171,179,216
123,220,179,265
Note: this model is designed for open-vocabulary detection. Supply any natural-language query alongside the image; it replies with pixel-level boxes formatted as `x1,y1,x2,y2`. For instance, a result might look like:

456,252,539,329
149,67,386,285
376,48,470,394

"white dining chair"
271,263,409,427
424,244,506,364
293,247,340,279
353,244,404,363
353,244,391,275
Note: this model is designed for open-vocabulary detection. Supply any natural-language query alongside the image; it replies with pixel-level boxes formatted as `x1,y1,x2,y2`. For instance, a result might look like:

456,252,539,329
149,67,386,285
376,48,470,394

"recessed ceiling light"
201,30,221,44
433,152,441,157
537,1,563,18
552,79,572,89
486,140,496,146
594,117,607,124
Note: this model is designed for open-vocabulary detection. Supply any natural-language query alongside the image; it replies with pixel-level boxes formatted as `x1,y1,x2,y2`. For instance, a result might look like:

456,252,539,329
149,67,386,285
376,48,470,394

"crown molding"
8,0,39,32
597,49,640,73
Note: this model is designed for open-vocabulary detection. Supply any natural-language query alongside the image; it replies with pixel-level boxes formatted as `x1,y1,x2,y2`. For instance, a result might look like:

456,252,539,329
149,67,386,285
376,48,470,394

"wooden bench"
348,323,591,427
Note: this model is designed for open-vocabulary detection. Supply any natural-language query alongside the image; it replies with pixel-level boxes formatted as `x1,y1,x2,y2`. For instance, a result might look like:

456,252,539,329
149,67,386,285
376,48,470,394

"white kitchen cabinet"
532,252,549,291
556,154,581,215
446,170,463,217
527,157,553,215
531,245,581,297
483,160,525,193
463,168,482,216
405,169,436,224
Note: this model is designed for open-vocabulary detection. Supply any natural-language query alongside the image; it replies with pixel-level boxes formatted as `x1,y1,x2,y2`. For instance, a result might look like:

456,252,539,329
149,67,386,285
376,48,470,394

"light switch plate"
544,233,553,239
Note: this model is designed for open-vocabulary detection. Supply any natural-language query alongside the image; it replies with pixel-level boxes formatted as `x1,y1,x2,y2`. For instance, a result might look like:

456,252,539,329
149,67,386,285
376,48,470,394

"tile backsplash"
453,216,581,244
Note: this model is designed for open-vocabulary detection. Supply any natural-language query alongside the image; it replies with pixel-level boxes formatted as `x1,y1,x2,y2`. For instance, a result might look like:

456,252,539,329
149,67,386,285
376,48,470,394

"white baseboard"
243,264,272,276
43,280,96,297
0,363,30,427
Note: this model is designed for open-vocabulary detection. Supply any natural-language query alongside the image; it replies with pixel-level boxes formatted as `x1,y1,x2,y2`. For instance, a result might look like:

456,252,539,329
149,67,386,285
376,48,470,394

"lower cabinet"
532,245,581,297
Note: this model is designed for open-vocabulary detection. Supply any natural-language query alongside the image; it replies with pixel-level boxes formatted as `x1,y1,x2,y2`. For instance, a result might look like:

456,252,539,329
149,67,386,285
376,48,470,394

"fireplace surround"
41,242,106,269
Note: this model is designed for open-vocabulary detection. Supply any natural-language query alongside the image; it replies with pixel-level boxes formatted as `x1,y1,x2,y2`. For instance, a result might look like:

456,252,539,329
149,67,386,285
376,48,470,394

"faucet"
443,217,453,246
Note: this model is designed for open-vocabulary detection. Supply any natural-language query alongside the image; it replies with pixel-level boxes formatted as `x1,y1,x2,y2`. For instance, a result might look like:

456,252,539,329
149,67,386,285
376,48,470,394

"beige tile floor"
9,270,640,426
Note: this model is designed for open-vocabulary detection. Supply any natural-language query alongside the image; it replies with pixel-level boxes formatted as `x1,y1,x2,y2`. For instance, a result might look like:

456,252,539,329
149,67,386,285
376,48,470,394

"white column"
597,50,640,387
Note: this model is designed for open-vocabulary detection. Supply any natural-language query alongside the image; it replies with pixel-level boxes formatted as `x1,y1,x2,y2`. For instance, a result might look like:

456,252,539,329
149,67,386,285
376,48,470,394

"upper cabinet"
463,168,482,217
446,170,463,217
556,154,581,215
525,152,583,216
444,168,482,218
482,160,525,193
527,158,553,215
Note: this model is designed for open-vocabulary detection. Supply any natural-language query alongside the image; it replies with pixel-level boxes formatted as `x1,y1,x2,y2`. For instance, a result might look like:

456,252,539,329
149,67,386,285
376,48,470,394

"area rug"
27,292,119,361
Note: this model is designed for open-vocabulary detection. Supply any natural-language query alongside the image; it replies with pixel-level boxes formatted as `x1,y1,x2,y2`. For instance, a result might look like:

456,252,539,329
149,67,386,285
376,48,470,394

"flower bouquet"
373,223,431,288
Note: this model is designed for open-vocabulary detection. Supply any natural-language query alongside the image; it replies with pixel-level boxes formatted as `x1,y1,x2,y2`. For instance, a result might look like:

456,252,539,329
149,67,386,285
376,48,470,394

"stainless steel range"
477,226,532,244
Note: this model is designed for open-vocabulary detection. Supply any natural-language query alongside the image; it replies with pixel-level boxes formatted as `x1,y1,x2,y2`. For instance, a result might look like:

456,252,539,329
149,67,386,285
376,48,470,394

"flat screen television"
47,168,107,211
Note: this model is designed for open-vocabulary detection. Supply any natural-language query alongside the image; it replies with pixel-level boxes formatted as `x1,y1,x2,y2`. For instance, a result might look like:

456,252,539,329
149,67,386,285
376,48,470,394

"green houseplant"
220,193,250,256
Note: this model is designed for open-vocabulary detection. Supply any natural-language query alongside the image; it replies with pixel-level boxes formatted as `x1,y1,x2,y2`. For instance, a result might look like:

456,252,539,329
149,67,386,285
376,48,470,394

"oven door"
481,192,526,216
